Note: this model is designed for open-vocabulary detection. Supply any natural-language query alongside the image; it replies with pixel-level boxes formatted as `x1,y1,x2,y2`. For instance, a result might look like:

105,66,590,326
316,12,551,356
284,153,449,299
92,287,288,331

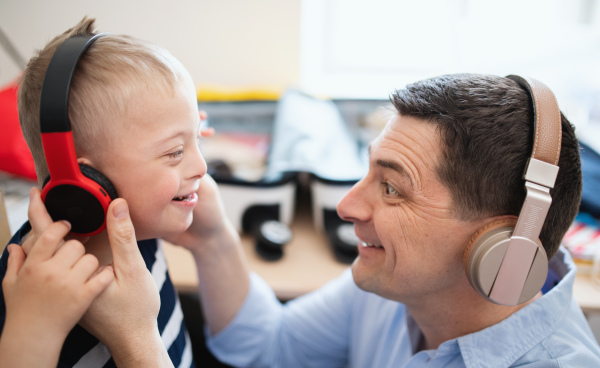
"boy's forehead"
114,85,198,141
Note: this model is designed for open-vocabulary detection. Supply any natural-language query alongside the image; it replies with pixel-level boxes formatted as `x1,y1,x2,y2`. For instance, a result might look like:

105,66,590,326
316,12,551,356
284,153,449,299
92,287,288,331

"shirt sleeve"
206,268,357,368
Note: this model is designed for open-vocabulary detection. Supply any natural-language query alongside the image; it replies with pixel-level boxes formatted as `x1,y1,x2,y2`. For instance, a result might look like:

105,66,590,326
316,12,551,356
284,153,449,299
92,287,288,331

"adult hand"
165,175,250,336
0,221,114,367
164,174,237,255
78,199,172,367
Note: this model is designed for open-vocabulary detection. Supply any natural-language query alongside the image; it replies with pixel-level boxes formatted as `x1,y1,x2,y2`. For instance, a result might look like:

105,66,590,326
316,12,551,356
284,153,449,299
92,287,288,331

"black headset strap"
39,33,105,133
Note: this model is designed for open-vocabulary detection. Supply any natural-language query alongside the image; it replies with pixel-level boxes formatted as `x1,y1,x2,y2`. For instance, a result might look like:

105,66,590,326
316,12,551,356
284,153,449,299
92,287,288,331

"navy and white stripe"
0,223,196,368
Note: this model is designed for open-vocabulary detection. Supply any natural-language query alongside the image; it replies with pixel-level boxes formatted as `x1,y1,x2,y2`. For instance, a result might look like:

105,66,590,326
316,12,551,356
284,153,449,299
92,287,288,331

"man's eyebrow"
368,144,414,188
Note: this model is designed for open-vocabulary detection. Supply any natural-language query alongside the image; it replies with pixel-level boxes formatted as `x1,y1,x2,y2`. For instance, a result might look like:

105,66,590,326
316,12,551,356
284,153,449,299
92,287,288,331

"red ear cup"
41,164,116,236
78,164,118,200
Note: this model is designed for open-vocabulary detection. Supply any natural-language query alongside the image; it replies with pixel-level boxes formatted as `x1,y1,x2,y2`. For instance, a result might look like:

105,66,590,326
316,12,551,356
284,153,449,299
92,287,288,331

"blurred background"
1,0,600,129
3,0,599,162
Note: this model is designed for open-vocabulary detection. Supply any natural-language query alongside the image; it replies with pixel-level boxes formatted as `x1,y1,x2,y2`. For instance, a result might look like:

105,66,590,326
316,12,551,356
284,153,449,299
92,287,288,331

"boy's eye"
168,149,184,158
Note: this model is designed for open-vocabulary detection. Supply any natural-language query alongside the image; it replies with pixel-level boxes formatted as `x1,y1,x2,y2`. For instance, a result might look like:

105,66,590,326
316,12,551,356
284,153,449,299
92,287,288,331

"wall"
0,0,301,90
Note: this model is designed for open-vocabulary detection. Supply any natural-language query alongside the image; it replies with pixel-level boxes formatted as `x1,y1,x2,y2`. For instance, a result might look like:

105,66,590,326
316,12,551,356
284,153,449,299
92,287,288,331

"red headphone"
40,34,117,236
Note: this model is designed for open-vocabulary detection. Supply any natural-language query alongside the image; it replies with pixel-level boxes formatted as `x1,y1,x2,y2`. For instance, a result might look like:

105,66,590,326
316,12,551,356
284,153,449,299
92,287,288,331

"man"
171,74,600,367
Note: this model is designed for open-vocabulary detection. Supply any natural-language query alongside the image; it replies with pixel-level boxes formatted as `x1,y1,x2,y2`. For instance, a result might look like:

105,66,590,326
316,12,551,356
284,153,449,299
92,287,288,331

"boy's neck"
84,230,113,267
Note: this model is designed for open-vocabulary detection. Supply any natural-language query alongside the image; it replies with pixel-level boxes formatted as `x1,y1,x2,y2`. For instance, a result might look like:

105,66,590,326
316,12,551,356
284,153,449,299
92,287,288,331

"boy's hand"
78,199,169,367
0,221,114,366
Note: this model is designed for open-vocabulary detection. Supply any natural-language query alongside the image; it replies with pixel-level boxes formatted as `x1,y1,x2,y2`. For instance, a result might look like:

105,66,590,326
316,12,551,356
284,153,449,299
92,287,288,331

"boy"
0,17,207,367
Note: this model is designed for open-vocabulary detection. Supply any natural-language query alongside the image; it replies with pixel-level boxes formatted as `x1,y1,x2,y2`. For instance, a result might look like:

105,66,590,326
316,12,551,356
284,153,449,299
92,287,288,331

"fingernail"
6,244,12,254
29,188,35,200
61,220,71,229
113,201,128,219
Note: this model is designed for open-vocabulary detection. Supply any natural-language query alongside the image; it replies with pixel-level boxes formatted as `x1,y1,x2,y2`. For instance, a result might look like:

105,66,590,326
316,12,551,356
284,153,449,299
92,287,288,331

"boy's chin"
134,215,193,241
159,222,194,240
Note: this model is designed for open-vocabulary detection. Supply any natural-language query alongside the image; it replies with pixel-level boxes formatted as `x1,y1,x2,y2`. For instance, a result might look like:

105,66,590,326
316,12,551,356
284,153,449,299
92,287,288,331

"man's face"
337,115,484,302
92,80,206,240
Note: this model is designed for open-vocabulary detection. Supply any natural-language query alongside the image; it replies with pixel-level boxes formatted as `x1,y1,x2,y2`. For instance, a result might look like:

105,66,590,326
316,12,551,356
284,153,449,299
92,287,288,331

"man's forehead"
377,115,440,150
368,115,443,181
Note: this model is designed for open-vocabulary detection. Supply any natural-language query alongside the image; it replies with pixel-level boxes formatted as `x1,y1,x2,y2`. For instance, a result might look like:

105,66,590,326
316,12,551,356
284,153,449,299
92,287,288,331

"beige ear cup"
463,218,548,305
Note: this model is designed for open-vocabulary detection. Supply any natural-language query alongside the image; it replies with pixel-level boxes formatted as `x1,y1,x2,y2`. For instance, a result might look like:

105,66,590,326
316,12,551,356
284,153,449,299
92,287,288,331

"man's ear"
461,215,519,252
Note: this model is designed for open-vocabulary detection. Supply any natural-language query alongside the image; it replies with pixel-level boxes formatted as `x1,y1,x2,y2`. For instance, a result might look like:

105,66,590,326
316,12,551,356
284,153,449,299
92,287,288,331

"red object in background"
0,80,37,181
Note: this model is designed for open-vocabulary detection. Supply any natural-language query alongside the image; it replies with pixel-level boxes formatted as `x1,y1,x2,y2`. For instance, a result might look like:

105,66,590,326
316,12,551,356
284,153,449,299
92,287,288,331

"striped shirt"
0,222,195,368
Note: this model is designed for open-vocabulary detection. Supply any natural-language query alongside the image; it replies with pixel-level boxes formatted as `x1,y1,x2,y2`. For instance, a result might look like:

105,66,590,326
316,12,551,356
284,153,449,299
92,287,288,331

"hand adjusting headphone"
462,75,562,306
40,34,118,236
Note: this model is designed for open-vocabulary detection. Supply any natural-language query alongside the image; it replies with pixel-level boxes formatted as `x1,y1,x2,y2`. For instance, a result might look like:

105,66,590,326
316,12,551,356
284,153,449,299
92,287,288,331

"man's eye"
382,182,400,196
168,149,184,158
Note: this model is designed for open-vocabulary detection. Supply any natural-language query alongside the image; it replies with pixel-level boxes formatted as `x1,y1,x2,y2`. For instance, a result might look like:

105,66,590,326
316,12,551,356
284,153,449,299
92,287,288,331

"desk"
164,207,600,312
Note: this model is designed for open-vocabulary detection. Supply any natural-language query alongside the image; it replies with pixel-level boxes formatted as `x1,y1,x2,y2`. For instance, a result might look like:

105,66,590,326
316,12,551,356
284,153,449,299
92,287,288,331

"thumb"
106,199,143,270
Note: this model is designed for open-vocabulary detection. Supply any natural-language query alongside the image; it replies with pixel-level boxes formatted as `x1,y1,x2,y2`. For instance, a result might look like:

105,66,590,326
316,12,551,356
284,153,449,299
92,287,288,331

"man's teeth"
361,241,383,248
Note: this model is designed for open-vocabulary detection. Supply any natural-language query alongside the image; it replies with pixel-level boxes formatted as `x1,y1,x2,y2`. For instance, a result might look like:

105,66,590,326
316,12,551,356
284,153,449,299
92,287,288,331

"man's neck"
405,281,541,351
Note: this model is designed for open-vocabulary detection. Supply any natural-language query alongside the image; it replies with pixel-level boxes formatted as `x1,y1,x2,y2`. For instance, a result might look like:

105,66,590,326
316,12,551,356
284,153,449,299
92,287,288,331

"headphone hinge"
512,181,552,241
488,182,552,305
523,158,559,189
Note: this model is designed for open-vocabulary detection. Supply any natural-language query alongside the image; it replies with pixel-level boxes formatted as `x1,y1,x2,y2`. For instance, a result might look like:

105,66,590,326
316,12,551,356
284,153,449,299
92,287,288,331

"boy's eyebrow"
368,144,414,188
156,131,185,146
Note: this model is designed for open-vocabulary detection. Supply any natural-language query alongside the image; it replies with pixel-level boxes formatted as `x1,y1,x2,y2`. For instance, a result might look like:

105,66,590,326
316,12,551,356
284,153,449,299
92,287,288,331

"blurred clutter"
199,89,386,263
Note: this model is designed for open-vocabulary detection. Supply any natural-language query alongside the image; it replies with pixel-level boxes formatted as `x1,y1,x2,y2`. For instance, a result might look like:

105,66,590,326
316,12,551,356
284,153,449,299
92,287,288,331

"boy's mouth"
172,194,194,202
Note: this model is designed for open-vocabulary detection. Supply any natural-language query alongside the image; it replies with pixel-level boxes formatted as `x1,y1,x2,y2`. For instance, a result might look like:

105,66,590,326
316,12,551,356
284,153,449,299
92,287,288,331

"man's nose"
337,178,371,223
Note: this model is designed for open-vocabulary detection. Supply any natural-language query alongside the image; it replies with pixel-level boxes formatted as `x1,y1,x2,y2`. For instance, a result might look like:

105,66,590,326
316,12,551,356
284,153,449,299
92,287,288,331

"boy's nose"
189,145,207,179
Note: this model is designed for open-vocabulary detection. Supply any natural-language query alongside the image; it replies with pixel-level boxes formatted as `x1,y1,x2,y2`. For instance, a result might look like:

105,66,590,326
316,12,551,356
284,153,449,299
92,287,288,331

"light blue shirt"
207,247,600,367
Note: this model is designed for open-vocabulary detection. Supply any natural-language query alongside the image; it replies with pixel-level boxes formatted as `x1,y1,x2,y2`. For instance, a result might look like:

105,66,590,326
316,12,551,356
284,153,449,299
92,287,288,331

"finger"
21,232,36,255
84,265,114,298
71,253,100,282
28,220,71,262
28,187,54,236
4,244,25,283
106,199,144,271
200,127,215,137
53,239,86,269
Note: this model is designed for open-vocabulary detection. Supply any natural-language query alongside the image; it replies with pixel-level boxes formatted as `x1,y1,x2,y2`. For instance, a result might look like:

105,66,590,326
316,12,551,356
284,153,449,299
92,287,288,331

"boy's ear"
75,157,119,201
76,157,94,167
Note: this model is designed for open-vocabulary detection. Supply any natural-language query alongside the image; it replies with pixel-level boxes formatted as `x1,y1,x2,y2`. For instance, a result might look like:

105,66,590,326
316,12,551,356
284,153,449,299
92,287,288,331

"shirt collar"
456,246,576,368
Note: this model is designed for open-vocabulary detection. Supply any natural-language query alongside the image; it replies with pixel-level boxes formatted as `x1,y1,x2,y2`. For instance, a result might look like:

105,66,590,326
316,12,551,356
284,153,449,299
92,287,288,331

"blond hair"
19,16,193,186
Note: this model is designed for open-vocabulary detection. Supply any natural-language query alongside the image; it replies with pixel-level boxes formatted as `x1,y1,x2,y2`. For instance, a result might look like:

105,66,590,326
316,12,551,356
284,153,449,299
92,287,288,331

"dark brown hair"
391,74,582,259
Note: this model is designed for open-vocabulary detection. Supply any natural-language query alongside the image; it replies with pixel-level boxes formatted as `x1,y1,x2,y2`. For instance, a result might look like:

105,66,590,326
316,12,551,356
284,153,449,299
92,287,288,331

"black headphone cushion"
79,164,118,200
41,164,118,200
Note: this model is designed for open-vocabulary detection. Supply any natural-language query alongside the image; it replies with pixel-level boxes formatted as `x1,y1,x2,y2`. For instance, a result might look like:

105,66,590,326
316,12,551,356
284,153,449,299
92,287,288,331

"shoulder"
512,309,600,367
513,334,600,367
0,221,31,287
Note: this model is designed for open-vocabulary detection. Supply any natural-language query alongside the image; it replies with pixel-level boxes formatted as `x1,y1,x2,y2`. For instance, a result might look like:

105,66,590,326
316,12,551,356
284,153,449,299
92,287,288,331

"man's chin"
351,260,378,293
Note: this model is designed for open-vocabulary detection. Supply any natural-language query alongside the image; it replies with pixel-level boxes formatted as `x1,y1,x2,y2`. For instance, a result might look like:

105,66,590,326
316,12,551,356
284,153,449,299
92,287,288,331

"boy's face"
92,80,206,240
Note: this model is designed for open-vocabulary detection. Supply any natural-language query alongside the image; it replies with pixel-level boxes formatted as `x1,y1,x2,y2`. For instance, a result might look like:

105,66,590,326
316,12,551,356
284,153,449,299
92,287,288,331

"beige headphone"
462,75,562,306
